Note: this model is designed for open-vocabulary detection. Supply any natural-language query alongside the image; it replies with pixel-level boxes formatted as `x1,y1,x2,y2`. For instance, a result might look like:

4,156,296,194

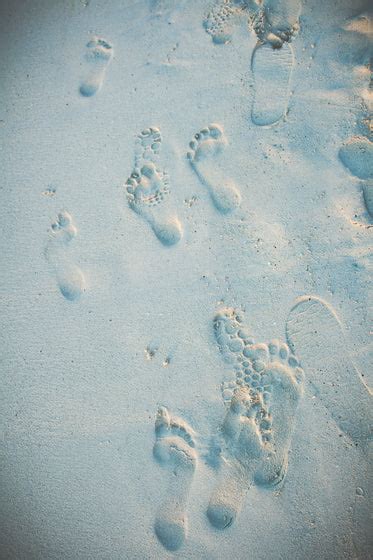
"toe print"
45,211,86,301
153,407,197,551
187,124,241,214
125,128,183,246
80,37,113,97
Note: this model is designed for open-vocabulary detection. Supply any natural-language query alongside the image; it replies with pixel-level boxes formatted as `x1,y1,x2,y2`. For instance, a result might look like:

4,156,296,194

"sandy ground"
0,0,372,558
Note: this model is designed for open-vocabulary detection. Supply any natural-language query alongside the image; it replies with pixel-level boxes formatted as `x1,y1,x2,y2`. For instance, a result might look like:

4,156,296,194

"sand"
0,0,372,558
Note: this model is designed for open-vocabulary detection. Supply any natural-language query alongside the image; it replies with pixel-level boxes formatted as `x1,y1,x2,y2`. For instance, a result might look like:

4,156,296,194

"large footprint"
208,308,304,529
251,0,301,126
125,128,182,246
286,296,373,445
187,124,241,214
339,136,373,217
153,407,197,550
80,37,113,97
45,211,86,301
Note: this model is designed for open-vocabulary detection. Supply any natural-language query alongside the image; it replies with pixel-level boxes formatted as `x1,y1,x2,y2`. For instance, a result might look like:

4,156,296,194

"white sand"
0,0,372,558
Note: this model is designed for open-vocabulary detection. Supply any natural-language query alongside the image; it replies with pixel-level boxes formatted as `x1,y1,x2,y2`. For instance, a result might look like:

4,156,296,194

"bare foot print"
203,1,246,44
80,37,113,97
251,0,301,126
153,407,197,550
286,296,373,445
339,136,373,217
45,212,86,301
187,124,241,214
125,128,182,246
207,308,304,529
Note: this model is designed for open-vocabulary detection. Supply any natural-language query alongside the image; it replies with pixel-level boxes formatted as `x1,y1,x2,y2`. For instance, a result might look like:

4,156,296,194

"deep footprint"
80,37,113,97
125,127,182,246
208,308,304,528
187,124,241,214
153,407,197,551
286,296,373,445
45,211,86,301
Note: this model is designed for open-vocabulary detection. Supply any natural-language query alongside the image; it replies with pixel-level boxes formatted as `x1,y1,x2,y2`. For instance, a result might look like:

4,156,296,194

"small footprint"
45,212,86,301
286,296,372,445
187,124,241,214
153,407,197,551
339,137,373,217
207,307,304,529
203,1,245,45
125,128,182,246
80,37,113,97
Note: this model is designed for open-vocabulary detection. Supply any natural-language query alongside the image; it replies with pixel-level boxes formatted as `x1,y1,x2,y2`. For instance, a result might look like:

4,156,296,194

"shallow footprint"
207,387,265,529
80,37,113,97
286,296,373,445
187,124,241,214
153,407,197,551
45,211,86,301
126,128,182,246
203,1,244,45
339,137,373,181
251,41,294,126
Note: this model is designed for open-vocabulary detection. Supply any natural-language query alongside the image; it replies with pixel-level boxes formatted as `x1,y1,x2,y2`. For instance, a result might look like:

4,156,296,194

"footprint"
79,37,113,97
203,1,245,45
187,124,241,214
153,407,197,551
250,0,301,126
208,308,304,528
339,137,373,181
339,137,373,217
251,41,294,126
125,128,183,246
286,296,373,445
45,212,86,301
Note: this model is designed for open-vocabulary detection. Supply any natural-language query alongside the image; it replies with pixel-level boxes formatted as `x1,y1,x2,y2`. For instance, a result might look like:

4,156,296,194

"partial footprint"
252,0,302,46
187,124,241,214
125,128,182,246
153,407,197,551
339,137,373,217
286,296,372,445
251,41,294,126
80,37,113,97
203,1,245,45
45,212,86,301
208,308,304,529
339,137,373,181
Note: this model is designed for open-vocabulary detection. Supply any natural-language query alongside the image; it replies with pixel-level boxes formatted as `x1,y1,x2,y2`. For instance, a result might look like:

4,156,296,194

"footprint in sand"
207,308,304,529
203,1,246,45
339,136,373,217
79,37,113,97
251,0,301,126
187,124,241,214
125,127,183,246
153,407,197,551
286,296,373,446
45,211,86,301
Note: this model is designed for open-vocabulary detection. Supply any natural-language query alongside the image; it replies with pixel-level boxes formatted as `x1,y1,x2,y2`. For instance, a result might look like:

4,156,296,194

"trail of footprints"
42,11,371,555
153,307,305,548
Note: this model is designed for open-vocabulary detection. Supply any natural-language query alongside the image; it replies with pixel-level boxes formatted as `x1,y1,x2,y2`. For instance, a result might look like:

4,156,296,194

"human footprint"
187,124,241,214
286,296,372,445
125,127,183,246
45,211,86,301
207,307,304,529
79,37,113,97
153,407,197,551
